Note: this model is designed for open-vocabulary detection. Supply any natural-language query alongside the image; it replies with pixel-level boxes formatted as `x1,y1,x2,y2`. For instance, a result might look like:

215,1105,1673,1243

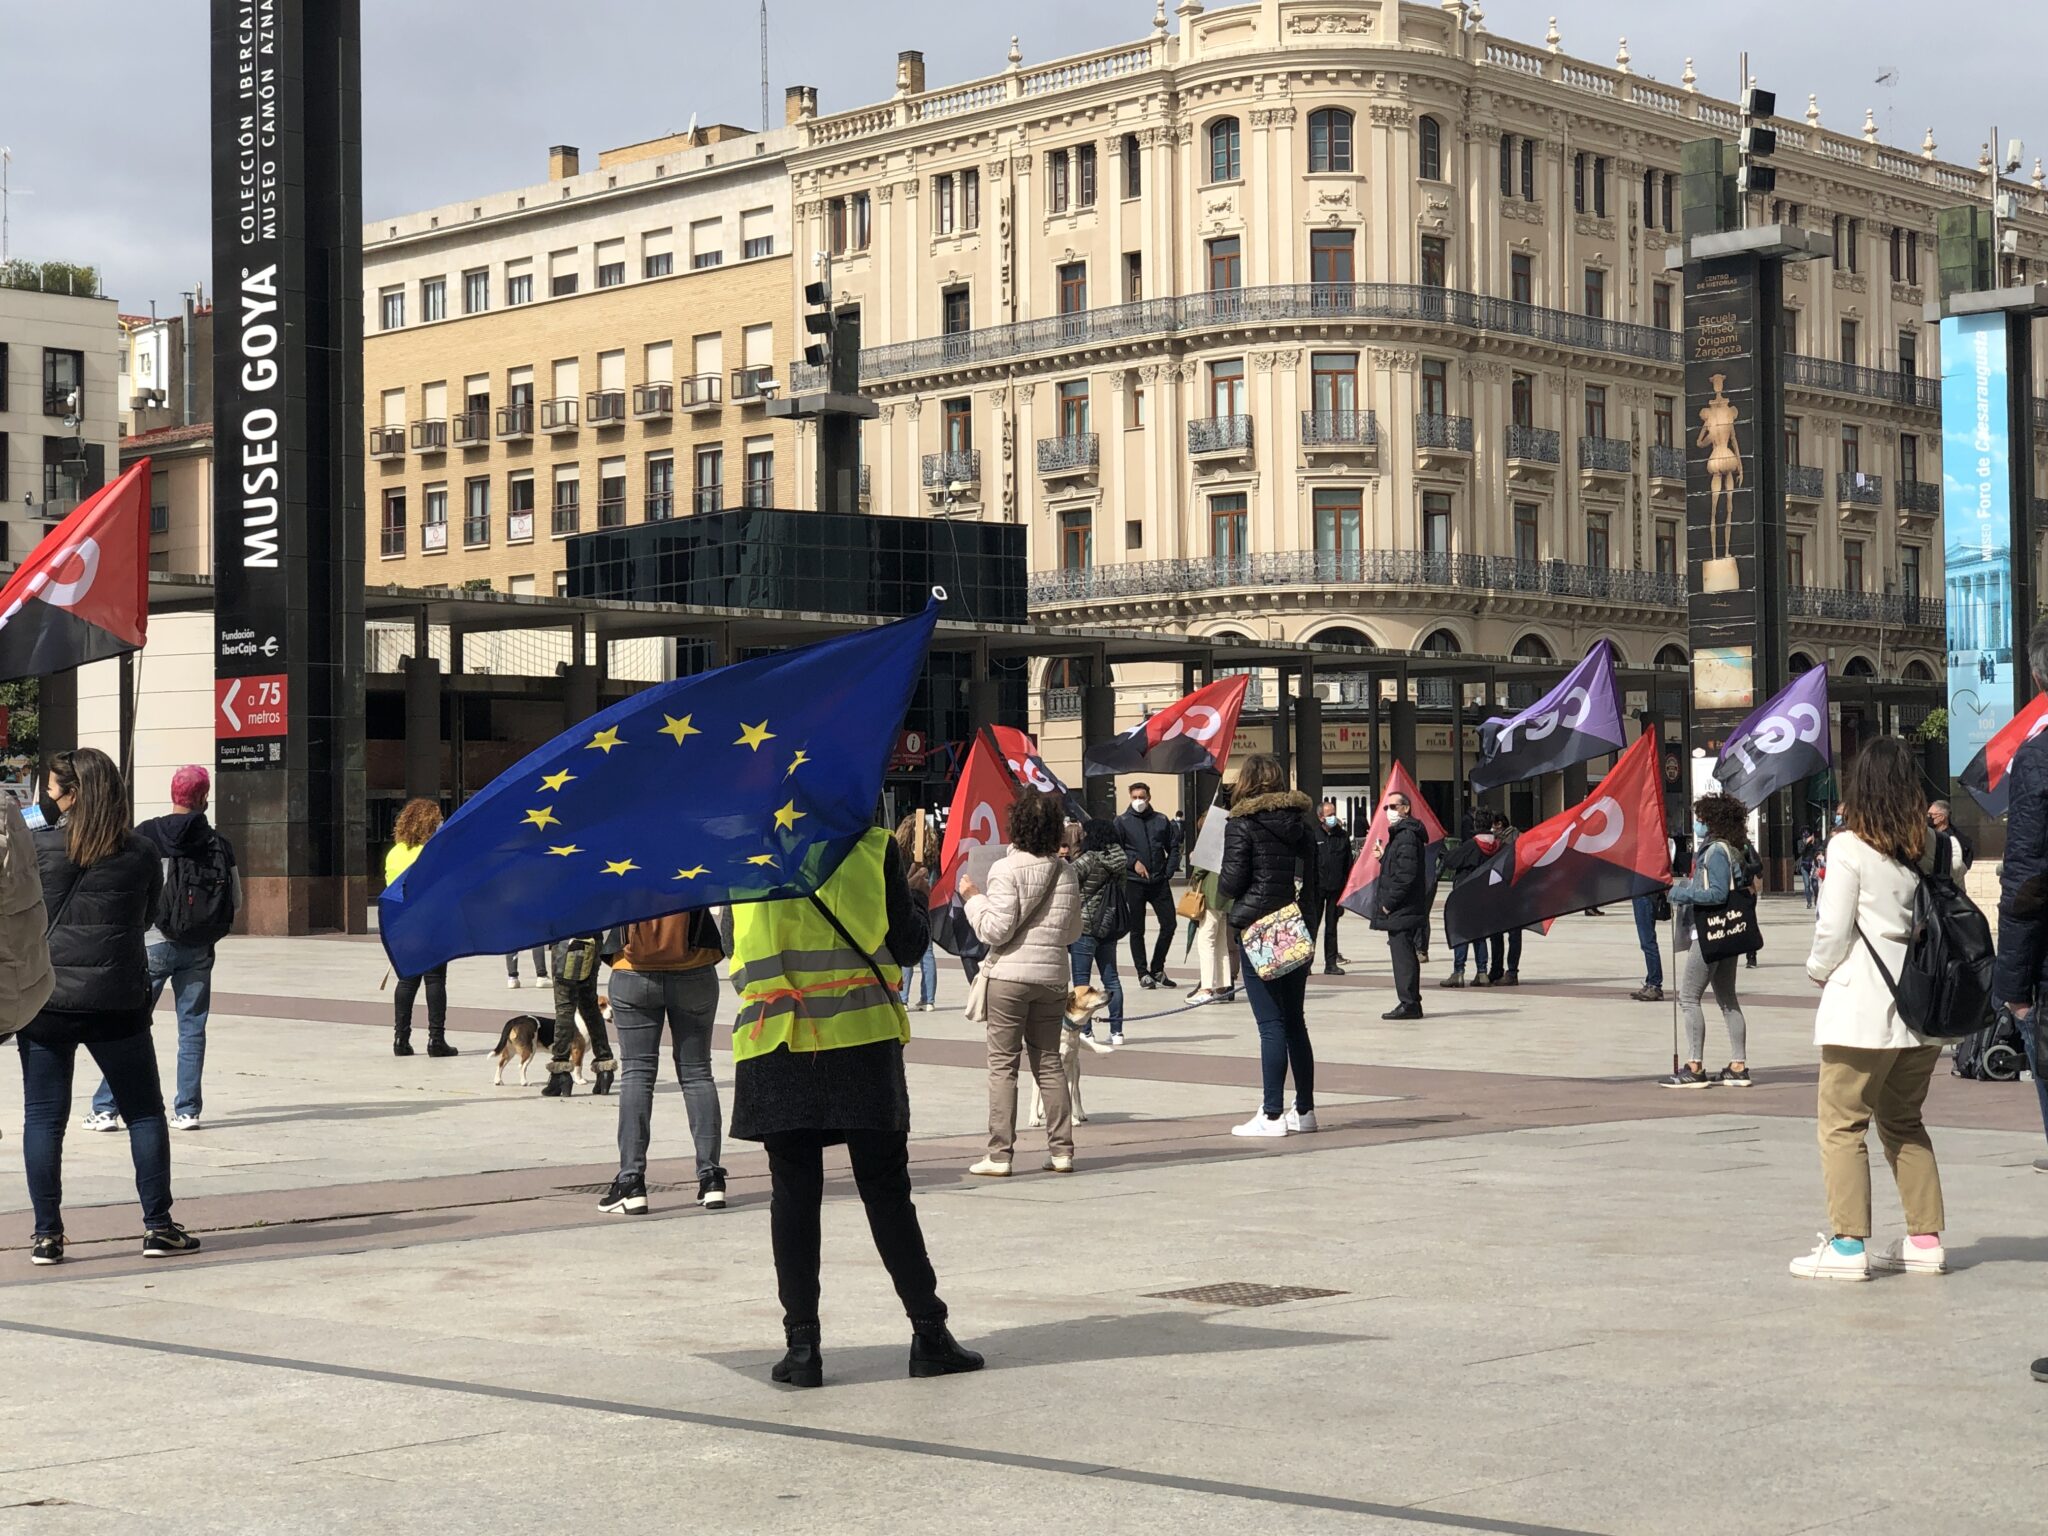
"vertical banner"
1942,312,2016,782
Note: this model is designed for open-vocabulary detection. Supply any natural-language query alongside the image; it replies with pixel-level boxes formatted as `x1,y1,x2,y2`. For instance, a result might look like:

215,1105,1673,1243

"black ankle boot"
426,1029,459,1058
541,1070,572,1098
393,1026,414,1057
591,1059,616,1095
908,1318,984,1378
772,1323,823,1388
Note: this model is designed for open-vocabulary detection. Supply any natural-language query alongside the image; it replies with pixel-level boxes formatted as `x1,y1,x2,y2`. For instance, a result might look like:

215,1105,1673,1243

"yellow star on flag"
523,806,561,831
784,749,811,779
539,770,576,793
587,727,626,754
659,713,701,745
735,720,776,752
746,853,779,869
674,865,708,881
546,844,582,858
602,858,640,877
773,799,806,832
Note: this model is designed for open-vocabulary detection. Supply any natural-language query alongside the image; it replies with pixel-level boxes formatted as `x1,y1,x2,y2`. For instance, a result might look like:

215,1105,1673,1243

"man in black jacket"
1368,789,1432,1019
1313,798,1353,975
1116,783,1183,988
1996,624,2048,1192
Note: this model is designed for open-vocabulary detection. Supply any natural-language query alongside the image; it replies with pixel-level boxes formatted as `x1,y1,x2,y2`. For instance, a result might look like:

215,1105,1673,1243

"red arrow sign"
218,674,288,738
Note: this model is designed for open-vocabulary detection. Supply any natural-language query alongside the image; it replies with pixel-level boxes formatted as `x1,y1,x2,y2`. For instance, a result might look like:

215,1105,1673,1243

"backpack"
1857,839,1996,1041
556,935,600,984
1091,878,1133,943
1952,1005,2029,1081
159,832,236,946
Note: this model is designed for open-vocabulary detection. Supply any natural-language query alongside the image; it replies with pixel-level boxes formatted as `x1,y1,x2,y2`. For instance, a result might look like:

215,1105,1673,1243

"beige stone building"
0,280,120,565
362,126,802,597
785,0,2048,705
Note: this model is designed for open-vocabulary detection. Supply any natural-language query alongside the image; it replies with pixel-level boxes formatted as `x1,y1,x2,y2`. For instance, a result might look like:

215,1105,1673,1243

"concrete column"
1388,693,1418,779
1563,759,1589,807
1274,670,1293,782
1294,690,1324,801
402,654,442,804
562,663,598,733
1080,682,1118,819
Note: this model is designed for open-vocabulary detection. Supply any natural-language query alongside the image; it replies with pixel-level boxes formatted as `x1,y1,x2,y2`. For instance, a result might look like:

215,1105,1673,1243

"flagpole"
118,650,136,817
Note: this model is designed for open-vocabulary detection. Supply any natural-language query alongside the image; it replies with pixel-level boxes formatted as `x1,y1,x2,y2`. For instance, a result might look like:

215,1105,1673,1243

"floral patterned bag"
1241,902,1315,981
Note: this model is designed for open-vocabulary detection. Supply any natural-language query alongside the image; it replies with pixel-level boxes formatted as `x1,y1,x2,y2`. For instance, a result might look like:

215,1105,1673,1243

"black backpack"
159,833,236,946
1858,839,1995,1041
1091,879,1134,944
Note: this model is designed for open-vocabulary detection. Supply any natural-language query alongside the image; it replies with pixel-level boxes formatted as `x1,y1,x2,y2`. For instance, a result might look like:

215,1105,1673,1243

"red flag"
991,724,1085,818
1444,732,1670,948
1961,692,2048,818
1339,762,1447,920
929,733,1027,956
1082,673,1250,778
0,459,152,682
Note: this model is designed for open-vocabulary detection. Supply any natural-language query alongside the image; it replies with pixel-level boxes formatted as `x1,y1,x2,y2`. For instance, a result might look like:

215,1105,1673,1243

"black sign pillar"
209,0,367,933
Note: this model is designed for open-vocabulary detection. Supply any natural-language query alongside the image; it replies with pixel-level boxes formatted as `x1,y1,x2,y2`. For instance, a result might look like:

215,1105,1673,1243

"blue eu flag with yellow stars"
379,602,938,977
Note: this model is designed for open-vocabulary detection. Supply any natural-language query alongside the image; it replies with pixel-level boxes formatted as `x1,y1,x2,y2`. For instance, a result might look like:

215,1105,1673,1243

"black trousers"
763,1129,945,1331
1125,880,1177,977
1320,895,1345,966
1387,930,1421,1007
551,973,614,1066
393,965,447,1032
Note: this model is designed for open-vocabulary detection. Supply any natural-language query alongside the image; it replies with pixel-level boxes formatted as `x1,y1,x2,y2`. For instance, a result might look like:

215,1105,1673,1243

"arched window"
1310,624,1377,650
1655,644,1689,669
1790,652,1819,675
1308,108,1354,174
1903,659,1935,682
1417,115,1443,181
1419,627,1460,654
1512,634,1554,660
1208,117,1241,183
1844,655,1876,678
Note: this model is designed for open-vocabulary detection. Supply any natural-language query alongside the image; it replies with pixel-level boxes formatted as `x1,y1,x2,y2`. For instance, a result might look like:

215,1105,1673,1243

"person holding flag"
1369,787,1434,1019
1664,793,1756,1089
1438,820,1505,988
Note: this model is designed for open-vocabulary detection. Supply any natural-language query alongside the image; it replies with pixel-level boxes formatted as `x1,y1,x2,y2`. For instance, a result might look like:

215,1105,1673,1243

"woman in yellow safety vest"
385,798,455,1059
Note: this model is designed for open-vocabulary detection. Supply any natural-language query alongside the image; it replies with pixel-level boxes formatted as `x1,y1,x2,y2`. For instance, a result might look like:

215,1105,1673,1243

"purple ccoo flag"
1713,666,1830,809
1470,639,1627,792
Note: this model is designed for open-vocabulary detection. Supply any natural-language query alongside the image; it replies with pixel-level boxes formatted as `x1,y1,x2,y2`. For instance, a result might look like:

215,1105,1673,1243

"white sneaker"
530,976,551,989
1284,1108,1319,1133
1109,1031,1125,1047
1042,1154,1074,1173
505,976,520,990
1186,990,1215,1006
1230,1112,1288,1139
1869,1236,1947,1275
82,1111,121,1133
171,1114,201,1132
967,1157,1012,1177
1788,1234,1871,1282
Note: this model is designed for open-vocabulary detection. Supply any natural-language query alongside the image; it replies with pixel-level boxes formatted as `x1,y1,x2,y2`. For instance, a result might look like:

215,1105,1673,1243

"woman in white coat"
1792,736,1947,1282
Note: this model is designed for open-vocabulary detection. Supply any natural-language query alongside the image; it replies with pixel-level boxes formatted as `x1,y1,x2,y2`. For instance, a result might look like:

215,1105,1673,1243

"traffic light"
1738,86,1777,197
803,279,833,371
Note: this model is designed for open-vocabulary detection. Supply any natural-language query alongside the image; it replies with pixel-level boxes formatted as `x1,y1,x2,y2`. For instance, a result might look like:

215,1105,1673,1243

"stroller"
1953,1006,2030,1082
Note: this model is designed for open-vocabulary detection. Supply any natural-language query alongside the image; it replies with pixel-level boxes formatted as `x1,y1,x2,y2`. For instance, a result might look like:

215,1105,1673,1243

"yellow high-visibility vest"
729,827,908,1061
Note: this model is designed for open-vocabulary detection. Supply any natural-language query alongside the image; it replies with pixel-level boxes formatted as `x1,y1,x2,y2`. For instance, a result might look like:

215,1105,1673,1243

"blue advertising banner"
1943,312,2016,781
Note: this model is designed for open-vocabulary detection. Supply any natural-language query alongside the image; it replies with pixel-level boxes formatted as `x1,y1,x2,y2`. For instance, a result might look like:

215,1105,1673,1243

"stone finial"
2034,157,2044,191
1469,2,1485,31
1615,37,1631,74
1546,16,1560,52
1681,58,1697,92
1153,0,1168,37
1862,107,1878,143
1980,142,1994,174
1007,35,1023,70
1922,126,1936,160
1805,94,1820,127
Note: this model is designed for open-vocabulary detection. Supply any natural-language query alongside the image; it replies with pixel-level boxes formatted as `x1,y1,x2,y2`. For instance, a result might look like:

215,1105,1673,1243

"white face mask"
1325,815,1340,828
1130,798,1149,813
1386,808,1405,824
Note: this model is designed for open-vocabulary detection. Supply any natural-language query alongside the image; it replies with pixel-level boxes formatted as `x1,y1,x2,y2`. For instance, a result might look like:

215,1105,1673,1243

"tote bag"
1241,902,1315,981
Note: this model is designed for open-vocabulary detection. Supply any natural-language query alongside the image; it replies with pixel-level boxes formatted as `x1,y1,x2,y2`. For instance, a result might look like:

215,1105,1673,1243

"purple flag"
1471,639,1626,792
1713,667,1830,808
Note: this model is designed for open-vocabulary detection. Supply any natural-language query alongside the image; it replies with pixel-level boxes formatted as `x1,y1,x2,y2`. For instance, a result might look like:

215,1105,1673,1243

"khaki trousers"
985,978,1073,1161
1195,908,1233,992
1817,1043,1946,1239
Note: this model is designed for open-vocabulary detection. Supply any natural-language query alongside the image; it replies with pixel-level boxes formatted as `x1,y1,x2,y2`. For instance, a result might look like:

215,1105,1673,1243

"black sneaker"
1323,964,1346,976
698,1168,728,1210
597,1173,647,1215
1717,1063,1753,1087
2033,1358,2048,1383
1659,1064,1715,1089
30,1233,63,1266
1137,973,1157,990
141,1223,201,1257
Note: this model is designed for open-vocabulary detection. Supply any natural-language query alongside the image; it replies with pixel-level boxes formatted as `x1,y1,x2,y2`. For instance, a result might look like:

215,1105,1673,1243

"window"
506,269,533,305
1059,509,1093,570
1781,307,1799,355
463,477,490,547
1419,236,1447,288
1898,330,1917,378
942,286,972,335
1653,395,1674,447
1057,261,1088,314
693,446,723,514
1501,133,1515,197
1310,230,1354,286
1832,213,1845,269
1510,371,1534,428
1310,109,1354,174
508,472,535,541
461,268,489,314
1207,236,1242,292
1902,544,1922,597
643,228,674,279
1643,168,1657,228
690,218,723,268
1573,152,1586,214
1520,136,1535,200
1582,385,1608,440
1422,491,1452,556
1652,282,1673,330
1587,512,1610,570
1655,520,1678,578
1057,380,1090,437
1889,226,1903,282
1210,359,1246,417
597,259,624,288
1844,538,1865,593
1077,143,1097,207
1210,493,1248,561
1311,352,1358,415
943,397,972,453
598,458,626,528
1514,502,1539,565
1208,117,1241,182
379,287,404,330
42,347,83,413
1841,424,1861,476
1661,172,1674,233
744,440,774,506
741,207,775,259
851,192,871,250
1047,148,1072,214
1420,357,1449,418
1123,133,1143,198
1900,432,1919,485
1845,218,1860,273
933,174,956,235
1906,229,1920,284
1314,489,1364,560
550,249,578,297
422,484,448,549
1593,156,1608,217
380,489,406,558
645,454,674,521
419,277,445,322
1418,116,1443,181
1124,252,1144,303
1510,252,1533,306
1582,267,1605,318
1785,416,1803,466
830,196,851,252
962,169,980,229
552,465,581,535
1787,535,1805,588
1840,318,1858,365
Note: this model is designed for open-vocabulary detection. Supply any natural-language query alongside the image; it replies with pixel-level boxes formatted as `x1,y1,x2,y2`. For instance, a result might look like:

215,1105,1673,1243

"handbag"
1175,886,1206,922
1695,888,1761,963
1241,901,1315,981
963,868,1060,1023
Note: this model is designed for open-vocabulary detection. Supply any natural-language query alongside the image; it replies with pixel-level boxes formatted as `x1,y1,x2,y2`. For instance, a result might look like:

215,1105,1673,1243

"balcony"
743,477,774,508
1037,433,1099,478
451,410,489,446
676,374,722,412
1579,435,1631,486
368,426,406,459
1785,354,1939,411
1188,415,1253,460
410,418,448,454
551,499,580,536
596,496,627,529
1786,463,1824,501
1415,412,1473,471
645,490,675,522
922,449,981,493
633,383,672,420
1789,586,1945,630
379,524,405,558
495,404,533,441
1300,409,1378,455
540,397,579,433
1504,424,1559,481
1649,444,1685,494
730,366,775,403
1043,687,1084,721
462,516,490,549
1898,479,1940,520
421,521,448,553
1837,471,1884,513
693,484,723,515
586,390,626,426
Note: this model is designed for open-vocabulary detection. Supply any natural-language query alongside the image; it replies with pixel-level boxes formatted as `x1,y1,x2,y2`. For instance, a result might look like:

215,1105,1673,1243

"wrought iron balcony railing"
1037,433,1100,474
1187,415,1253,455
586,390,626,425
1415,413,1474,451
495,405,533,439
1505,424,1560,462
1027,551,1684,608
1898,479,1940,513
1579,435,1631,473
1785,354,1939,411
410,418,447,452
451,410,489,446
368,426,406,458
1301,409,1378,447
1786,463,1824,499
632,384,672,418
922,449,981,488
539,397,579,432
1789,586,1944,628
677,373,723,409
1649,443,1685,480
1838,471,1885,506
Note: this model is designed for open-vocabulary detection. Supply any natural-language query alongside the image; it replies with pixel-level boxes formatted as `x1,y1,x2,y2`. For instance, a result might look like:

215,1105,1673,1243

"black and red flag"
1444,731,1670,948
1960,692,2048,818
0,458,152,681
991,724,1086,820
928,731,1027,957
1338,761,1447,920
1082,673,1250,778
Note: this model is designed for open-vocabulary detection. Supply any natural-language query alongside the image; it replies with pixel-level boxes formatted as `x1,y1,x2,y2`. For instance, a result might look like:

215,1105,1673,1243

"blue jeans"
1451,935,1501,974
897,945,938,1007
1238,943,1314,1118
1068,933,1123,1027
94,940,213,1121
2023,1010,2048,1146
1632,896,1664,989
19,1030,174,1236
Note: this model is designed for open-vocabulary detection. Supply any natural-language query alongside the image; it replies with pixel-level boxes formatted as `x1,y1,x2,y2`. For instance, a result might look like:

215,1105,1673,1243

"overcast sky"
2,0,2043,310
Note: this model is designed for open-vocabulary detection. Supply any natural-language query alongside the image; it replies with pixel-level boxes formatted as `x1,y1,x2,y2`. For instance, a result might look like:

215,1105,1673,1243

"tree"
1913,708,1947,748
0,259,100,297
0,679,38,756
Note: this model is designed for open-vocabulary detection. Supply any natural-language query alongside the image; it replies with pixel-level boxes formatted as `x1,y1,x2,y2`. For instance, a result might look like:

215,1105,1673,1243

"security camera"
756,377,781,399
2005,138,2025,174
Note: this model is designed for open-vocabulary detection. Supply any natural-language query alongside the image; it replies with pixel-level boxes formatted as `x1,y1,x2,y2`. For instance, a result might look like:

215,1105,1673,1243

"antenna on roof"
760,0,771,132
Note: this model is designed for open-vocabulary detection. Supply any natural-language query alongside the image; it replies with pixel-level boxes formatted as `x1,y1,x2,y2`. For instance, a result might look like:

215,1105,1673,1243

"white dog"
1028,985,1113,1128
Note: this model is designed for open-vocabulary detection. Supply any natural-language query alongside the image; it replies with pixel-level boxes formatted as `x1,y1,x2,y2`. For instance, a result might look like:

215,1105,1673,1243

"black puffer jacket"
26,827,162,1041
1368,817,1432,933
1218,790,1322,932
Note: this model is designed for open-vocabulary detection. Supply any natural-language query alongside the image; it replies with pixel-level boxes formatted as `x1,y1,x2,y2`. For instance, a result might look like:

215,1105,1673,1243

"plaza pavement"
0,894,2043,1534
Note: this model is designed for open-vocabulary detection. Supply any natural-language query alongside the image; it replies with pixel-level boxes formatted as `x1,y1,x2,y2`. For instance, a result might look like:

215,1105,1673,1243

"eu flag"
379,603,938,976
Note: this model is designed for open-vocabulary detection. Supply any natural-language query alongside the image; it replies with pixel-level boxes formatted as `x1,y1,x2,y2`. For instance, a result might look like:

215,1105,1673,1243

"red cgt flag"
1082,673,1250,778
1444,731,1671,949
929,732,1027,957
1339,761,1446,920
0,458,152,682
1960,692,2048,818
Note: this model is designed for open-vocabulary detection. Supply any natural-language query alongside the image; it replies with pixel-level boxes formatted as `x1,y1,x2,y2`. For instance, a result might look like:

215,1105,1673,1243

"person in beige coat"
0,801,54,1044
1791,737,1947,1283
958,791,1083,1176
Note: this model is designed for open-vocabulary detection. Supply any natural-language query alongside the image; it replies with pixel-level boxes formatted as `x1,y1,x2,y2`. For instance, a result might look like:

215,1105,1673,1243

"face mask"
1325,815,1340,828
1130,798,1148,813
1693,819,1709,841
1386,809,1405,824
